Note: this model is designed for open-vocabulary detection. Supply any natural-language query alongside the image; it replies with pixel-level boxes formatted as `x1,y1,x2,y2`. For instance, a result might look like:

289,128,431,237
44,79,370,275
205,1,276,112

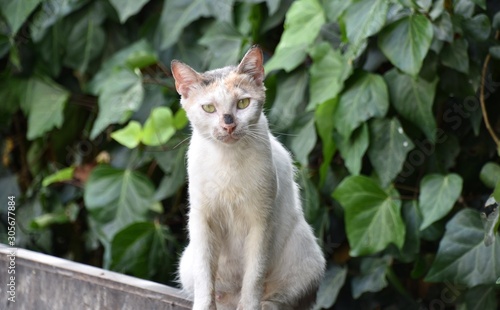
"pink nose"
223,124,236,134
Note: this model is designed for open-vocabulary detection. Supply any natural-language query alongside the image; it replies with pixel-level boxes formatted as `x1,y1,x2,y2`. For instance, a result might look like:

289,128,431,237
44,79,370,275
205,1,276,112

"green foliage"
1,0,500,307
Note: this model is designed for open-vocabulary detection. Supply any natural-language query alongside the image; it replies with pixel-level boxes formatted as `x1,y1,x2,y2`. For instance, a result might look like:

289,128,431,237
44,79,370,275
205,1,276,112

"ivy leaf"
264,0,325,72
315,99,337,186
463,285,498,310
481,196,499,247
90,68,144,139
199,21,245,70
336,123,369,176
23,78,69,140
0,0,41,35
418,173,463,230
141,107,176,146
63,2,106,73
291,118,317,166
440,38,469,74
110,121,142,149
343,0,389,46
42,167,75,187
88,39,157,95
378,14,433,76
308,42,352,110
463,14,491,42
334,72,389,139
110,222,172,279
479,162,500,188
425,209,500,286
269,69,308,131
84,165,154,244
368,118,415,187
154,145,187,201
432,11,453,42
313,264,347,309
384,69,438,142
156,0,233,50
173,109,188,130
109,0,150,23
333,175,405,256
351,257,391,299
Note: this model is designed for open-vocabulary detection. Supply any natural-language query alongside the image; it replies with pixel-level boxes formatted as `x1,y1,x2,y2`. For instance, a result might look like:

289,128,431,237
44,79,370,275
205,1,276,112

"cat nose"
222,114,236,134
223,114,234,124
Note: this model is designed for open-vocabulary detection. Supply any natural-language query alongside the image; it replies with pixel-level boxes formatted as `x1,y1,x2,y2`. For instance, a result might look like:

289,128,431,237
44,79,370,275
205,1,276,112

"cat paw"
236,300,260,310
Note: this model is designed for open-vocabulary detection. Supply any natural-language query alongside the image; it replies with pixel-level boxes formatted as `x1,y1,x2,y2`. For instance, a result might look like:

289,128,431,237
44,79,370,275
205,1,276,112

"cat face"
171,47,266,144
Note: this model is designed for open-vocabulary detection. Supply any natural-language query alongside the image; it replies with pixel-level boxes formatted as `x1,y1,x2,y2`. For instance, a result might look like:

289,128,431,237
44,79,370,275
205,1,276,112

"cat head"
171,46,266,144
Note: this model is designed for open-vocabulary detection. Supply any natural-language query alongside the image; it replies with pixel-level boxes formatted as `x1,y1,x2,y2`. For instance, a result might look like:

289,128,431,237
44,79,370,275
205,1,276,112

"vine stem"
480,30,500,150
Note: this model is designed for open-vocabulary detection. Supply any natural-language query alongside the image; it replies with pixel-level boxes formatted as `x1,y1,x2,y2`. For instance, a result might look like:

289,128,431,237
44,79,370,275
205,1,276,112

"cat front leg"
237,224,270,310
189,210,220,310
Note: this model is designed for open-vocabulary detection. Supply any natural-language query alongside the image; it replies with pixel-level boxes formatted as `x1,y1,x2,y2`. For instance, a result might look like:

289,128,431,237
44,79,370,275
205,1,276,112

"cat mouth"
216,132,243,144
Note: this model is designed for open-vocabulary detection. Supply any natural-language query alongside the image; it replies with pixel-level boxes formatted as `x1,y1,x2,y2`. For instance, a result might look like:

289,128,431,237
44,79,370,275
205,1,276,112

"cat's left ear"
237,46,264,85
171,60,201,98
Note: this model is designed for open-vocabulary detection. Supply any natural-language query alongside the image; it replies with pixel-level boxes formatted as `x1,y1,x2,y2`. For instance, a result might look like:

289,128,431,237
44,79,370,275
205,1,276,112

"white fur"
172,48,325,310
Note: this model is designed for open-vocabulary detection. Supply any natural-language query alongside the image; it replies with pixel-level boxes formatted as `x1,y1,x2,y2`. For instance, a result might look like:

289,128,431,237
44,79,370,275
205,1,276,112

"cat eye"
202,104,216,113
237,98,250,109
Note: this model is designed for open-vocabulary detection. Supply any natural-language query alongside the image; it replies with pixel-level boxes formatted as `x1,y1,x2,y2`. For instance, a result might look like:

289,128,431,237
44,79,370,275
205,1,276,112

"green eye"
237,98,250,109
202,104,216,113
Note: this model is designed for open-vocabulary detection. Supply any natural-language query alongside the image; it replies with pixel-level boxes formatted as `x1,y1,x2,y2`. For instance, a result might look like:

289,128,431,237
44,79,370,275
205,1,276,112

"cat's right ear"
171,60,201,98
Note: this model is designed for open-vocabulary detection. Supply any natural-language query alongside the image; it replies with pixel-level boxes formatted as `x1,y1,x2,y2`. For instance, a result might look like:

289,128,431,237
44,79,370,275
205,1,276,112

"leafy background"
1,0,500,308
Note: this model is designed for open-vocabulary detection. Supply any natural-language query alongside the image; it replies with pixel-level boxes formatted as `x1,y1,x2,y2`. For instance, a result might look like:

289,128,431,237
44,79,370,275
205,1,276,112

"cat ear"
171,60,201,98
237,46,264,85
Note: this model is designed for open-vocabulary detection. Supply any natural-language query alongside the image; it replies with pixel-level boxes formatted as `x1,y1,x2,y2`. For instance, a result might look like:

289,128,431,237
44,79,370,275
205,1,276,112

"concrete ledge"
0,244,192,310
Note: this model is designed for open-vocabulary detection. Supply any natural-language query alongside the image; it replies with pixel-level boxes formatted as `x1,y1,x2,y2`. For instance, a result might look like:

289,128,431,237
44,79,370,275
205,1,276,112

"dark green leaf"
493,12,500,30
425,209,500,286
154,145,187,201
418,173,463,230
90,68,144,139
308,42,352,110
351,256,391,299
384,69,438,142
432,11,453,42
264,0,325,72
333,175,405,256
63,2,106,73
343,0,389,45
336,123,369,175
199,22,246,70
156,0,233,50
397,201,422,262
269,69,308,130
88,39,157,95
84,165,155,244
463,285,498,310
298,168,320,223
23,78,69,140
489,46,500,60
481,196,499,247
441,38,469,74
0,0,41,35
313,264,347,309
315,99,337,185
109,0,150,23
30,0,89,42
334,72,389,139
463,14,491,41
368,118,415,186
378,14,434,75
479,162,500,189
291,118,317,165
111,222,172,278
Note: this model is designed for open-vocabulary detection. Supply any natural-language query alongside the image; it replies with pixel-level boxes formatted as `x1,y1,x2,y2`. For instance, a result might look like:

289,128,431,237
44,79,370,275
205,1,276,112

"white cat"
171,46,325,310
